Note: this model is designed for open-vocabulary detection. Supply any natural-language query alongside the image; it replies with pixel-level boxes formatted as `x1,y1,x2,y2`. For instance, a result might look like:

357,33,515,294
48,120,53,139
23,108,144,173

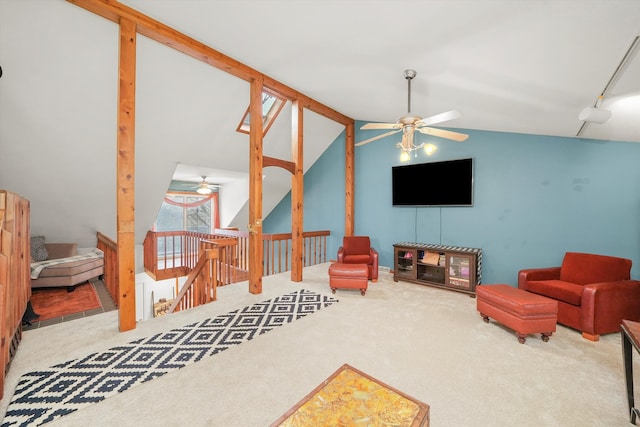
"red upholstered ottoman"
476,284,558,344
328,263,368,296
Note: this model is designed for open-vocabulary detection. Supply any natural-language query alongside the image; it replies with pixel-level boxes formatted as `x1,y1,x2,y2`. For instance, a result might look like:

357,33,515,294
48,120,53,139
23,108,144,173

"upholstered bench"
476,284,558,344
30,242,104,290
328,263,368,296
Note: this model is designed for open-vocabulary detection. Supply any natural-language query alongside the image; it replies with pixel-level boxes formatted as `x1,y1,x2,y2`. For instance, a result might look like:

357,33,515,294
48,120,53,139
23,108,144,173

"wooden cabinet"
0,190,31,399
393,242,482,296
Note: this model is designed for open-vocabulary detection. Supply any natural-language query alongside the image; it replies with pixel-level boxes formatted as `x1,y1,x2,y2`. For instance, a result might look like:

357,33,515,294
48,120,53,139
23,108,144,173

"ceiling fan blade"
415,110,461,127
355,129,401,146
418,126,469,142
360,122,400,130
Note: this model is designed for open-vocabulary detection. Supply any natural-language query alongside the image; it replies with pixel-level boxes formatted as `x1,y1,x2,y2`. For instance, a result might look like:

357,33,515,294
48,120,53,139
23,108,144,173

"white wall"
0,1,343,258
135,272,184,322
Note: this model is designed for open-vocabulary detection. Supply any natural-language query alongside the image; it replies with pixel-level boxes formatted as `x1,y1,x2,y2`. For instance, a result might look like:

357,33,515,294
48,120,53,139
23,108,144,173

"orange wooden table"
271,364,429,426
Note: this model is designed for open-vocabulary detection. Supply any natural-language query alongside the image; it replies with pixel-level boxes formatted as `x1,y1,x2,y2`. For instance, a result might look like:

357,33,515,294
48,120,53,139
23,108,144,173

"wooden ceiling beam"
67,0,353,126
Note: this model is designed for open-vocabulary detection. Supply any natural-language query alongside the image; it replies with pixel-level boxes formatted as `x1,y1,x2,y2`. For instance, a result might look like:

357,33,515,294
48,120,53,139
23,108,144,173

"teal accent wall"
264,129,347,255
264,123,640,284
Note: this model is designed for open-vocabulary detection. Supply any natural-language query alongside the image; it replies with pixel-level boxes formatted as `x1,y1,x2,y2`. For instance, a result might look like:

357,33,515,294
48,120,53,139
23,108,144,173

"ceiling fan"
192,176,220,195
356,70,469,157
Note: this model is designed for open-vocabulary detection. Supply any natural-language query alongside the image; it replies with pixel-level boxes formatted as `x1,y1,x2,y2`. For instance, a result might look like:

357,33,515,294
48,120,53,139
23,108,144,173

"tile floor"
23,279,117,330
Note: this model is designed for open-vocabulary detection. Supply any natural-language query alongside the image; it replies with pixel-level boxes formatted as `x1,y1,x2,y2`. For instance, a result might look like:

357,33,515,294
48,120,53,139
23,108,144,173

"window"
154,193,219,233
236,90,285,135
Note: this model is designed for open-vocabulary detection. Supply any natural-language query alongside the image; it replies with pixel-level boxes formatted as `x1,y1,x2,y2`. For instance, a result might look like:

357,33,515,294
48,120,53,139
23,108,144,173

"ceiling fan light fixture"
400,150,411,162
356,69,468,150
423,143,437,156
196,186,212,195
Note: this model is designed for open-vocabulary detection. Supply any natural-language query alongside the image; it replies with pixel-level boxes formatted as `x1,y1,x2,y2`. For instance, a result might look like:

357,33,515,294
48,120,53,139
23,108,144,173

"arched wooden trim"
263,156,295,175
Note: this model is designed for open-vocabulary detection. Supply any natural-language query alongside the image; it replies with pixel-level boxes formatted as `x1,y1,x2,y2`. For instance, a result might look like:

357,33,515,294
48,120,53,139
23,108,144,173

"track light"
578,107,612,124
576,36,638,136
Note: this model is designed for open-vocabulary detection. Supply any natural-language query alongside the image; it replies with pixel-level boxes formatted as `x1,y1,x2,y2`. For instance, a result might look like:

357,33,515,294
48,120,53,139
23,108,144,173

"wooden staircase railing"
95,229,330,317
96,232,118,306
143,230,238,281
167,238,237,314
143,229,330,281
263,230,329,275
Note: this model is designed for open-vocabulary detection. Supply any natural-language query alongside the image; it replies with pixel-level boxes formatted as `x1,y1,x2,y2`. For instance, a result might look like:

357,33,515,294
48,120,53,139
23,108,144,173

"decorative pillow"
30,235,48,262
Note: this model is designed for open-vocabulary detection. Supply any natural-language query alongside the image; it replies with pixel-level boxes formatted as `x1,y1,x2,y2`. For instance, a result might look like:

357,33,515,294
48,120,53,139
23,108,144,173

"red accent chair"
518,252,640,341
337,236,379,282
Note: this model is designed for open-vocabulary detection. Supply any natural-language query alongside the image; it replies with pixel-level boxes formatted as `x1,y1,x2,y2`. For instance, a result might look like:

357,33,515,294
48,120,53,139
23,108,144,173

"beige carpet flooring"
1,263,635,426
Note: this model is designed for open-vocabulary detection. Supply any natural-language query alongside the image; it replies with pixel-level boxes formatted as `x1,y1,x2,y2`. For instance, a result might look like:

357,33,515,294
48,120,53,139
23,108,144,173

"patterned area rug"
2,289,337,427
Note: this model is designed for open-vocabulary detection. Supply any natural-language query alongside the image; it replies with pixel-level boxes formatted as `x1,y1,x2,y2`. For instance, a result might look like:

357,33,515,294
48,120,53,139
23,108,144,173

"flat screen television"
392,158,474,206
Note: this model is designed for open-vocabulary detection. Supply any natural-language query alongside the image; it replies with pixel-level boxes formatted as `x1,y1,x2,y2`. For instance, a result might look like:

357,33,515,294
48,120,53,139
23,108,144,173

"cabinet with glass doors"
393,243,482,296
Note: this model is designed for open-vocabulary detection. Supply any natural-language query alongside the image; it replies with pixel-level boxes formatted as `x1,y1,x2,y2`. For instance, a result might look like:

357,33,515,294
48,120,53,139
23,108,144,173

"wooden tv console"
393,242,482,296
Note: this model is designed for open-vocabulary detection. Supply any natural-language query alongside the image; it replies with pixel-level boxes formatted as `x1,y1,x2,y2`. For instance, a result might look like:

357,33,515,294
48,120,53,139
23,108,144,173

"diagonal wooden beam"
66,0,353,126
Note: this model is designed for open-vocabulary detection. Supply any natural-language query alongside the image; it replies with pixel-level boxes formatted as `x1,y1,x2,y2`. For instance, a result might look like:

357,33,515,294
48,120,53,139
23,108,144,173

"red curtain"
162,193,220,229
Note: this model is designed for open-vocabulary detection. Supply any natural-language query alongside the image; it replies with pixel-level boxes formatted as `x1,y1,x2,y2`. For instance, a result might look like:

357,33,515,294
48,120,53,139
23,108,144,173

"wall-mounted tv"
392,158,474,206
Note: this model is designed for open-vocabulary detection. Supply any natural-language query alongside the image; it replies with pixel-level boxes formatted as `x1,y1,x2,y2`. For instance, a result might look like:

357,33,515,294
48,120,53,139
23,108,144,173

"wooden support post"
291,99,304,282
345,122,355,236
248,78,264,294
116,18,137,331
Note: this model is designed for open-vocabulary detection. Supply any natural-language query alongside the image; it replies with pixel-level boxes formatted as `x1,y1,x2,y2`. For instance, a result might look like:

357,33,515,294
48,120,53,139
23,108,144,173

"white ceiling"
121,0,640,158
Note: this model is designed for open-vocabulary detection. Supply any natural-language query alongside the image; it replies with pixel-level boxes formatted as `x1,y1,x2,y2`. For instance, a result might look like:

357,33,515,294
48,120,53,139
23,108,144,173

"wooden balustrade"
143,229,330,281
208,229,249,272
114,228,330,315
94,229,330,317
143,230,233,281
167,240,231,314
302,230,330,267
96,232,118,307
202,238,242,285
262,230,330,275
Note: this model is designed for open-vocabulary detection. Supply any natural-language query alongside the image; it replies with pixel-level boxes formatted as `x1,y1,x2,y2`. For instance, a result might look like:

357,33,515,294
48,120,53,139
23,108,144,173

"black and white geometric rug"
1,289,337,427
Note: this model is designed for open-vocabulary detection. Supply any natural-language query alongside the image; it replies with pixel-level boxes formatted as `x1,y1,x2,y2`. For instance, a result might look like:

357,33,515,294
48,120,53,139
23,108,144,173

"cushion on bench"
30,246,104,289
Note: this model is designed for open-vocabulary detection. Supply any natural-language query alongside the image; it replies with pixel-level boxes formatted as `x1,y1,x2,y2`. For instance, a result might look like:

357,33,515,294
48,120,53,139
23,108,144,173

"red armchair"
518,252,640,341
337,236,379,282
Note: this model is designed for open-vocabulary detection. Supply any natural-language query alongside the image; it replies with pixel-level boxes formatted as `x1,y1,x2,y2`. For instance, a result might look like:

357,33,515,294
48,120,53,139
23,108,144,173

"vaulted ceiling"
128,0,640,194
122,0,640,146
1,0,638,247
